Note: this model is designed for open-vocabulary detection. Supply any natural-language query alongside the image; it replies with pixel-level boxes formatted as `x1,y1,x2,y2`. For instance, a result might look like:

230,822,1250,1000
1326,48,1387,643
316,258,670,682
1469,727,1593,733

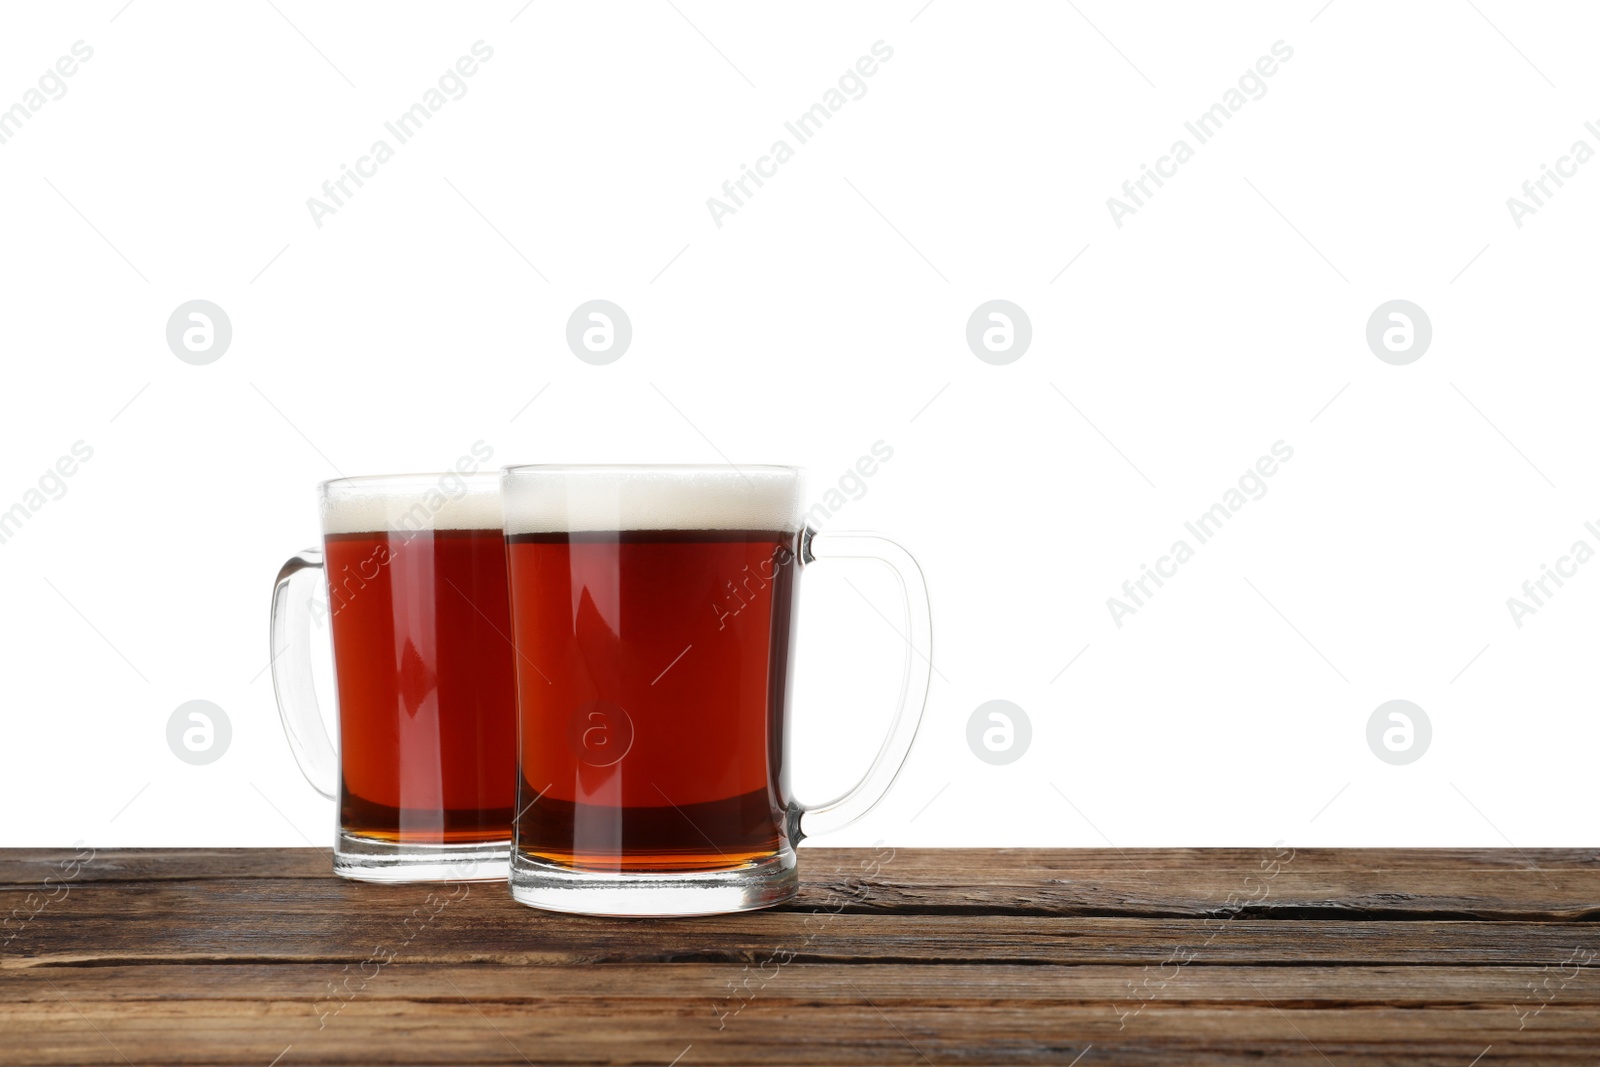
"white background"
2,1,1595,851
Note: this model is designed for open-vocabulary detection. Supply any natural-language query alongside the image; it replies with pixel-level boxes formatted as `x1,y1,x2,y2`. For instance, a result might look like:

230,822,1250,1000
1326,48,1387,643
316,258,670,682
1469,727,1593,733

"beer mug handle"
269,548,338,799
795,530,932,840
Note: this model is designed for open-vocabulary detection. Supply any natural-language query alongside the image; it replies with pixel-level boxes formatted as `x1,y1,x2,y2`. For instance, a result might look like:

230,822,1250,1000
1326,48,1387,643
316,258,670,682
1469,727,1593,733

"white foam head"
319,473,503,534
501,465,802,534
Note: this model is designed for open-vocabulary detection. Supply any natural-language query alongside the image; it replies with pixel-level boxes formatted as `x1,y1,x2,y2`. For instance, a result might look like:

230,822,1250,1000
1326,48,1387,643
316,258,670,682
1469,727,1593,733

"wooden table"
2,848,1597,1064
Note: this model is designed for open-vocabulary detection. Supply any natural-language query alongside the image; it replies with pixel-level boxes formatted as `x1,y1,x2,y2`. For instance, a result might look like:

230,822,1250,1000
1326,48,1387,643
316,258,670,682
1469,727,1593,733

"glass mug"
270,473,517,882
501,465,932,915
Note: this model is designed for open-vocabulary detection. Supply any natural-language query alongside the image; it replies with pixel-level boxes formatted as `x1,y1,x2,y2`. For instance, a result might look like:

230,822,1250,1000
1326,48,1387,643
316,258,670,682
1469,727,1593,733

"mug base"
333,831,511,884
509,847,798,917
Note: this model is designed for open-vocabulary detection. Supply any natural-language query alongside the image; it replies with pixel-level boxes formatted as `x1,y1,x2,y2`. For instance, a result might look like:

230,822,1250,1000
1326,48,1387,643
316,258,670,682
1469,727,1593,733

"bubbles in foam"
502,466,802,534
320,474,503,534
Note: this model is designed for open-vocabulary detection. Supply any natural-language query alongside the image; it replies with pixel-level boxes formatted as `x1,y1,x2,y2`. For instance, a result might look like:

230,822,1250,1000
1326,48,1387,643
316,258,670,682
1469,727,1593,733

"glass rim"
319,471,500,494
501,463,801,476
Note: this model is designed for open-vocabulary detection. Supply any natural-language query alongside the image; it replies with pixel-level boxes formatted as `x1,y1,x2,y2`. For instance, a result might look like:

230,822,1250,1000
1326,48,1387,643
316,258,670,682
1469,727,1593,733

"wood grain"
2,848,1597,1064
